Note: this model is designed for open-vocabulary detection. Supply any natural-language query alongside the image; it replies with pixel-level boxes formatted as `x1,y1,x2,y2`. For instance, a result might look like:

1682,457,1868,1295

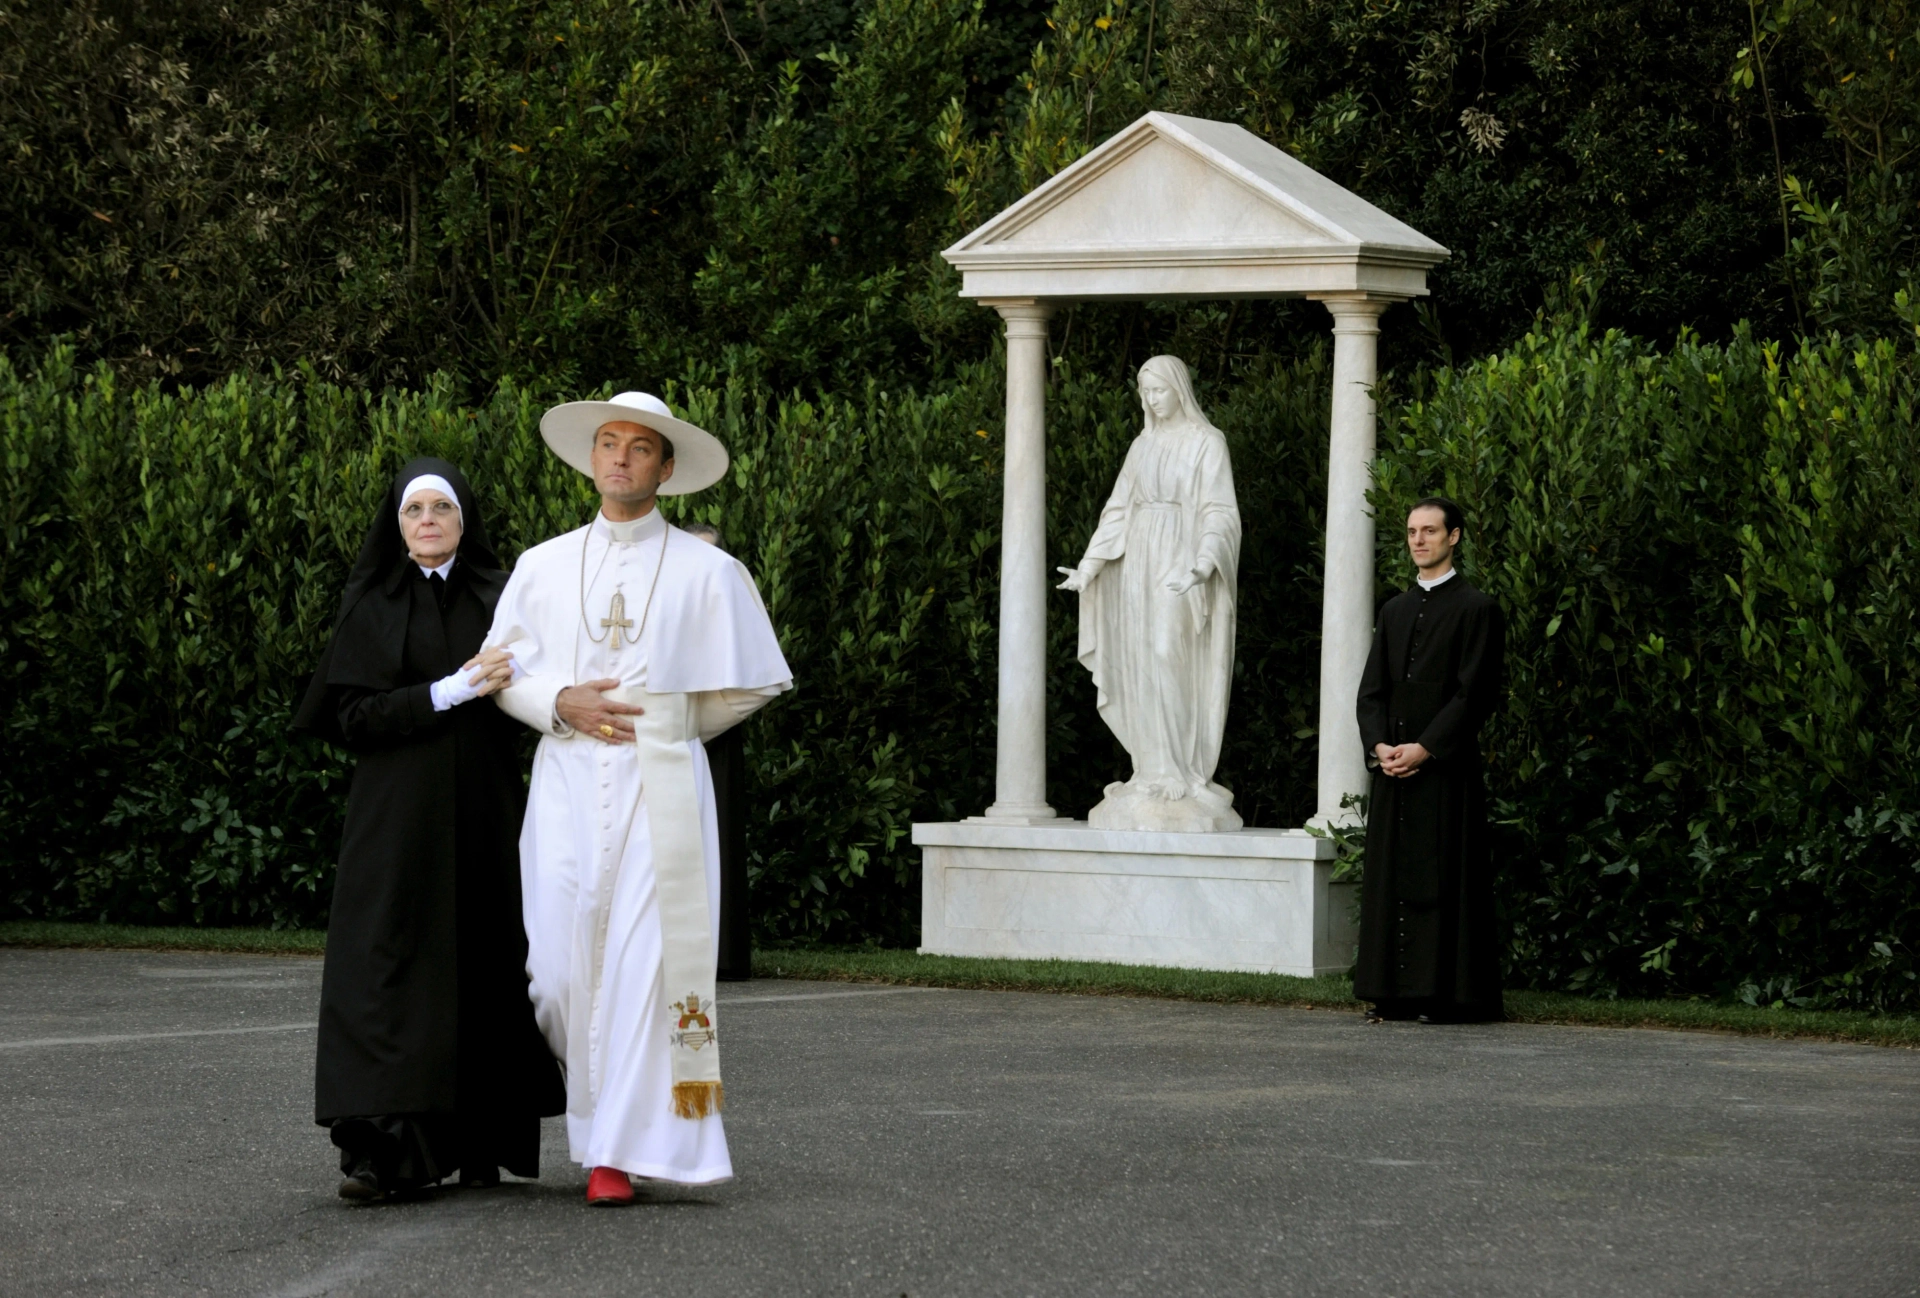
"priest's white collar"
1417,566,1457,591
416,556,455,579
598,507,666,546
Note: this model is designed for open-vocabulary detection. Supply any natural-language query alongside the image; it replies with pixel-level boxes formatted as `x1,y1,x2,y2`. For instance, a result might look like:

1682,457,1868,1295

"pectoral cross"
601,589,635,648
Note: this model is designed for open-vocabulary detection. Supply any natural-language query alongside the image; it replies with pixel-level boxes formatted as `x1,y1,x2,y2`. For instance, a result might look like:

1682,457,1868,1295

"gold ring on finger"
599,724,615,738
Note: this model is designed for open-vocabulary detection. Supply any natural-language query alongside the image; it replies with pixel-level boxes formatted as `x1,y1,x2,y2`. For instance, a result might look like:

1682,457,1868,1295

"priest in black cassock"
294,458,563,1201
1353,497,1507,1024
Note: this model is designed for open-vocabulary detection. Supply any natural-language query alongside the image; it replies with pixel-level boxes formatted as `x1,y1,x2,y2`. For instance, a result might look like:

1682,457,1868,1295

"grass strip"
6,924,1913,1047
1499,989,1920,1047
0,921,325,956
754,948,1920,1048
754,946,1361,1009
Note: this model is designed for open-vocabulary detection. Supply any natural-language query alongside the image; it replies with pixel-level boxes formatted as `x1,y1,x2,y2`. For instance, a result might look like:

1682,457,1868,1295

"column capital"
1308,293,1401,333
981,298,1058,336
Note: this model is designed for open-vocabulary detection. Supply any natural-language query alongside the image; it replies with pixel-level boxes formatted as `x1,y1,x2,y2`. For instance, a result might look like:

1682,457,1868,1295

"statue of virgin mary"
1058,355,1243,832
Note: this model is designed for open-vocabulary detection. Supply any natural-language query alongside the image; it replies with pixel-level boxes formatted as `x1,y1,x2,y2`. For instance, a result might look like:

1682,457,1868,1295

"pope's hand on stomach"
557,678,644,743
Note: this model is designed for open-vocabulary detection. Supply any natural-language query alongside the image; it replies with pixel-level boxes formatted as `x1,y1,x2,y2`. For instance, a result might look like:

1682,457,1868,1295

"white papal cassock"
485,507,790,1183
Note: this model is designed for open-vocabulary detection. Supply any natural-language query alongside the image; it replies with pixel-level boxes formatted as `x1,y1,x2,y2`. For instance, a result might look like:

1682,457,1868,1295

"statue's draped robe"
485,508,789,1183
305,559,564,1184
1353,575,1506,1019
1079,424,1241,802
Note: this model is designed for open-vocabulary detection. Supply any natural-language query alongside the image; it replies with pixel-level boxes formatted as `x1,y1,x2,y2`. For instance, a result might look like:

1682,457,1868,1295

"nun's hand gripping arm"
430,648,517,711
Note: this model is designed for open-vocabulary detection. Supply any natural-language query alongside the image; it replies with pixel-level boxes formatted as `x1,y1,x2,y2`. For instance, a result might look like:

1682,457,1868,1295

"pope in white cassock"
483,390,791,1206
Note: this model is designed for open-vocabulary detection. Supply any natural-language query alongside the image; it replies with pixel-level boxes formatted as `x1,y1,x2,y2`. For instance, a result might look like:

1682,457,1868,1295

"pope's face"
1140,375,1178,424
399,489,462,567
591,421,675,510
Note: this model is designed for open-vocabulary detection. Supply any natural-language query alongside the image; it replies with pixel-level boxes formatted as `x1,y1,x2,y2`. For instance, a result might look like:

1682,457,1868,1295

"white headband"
398,474,460,517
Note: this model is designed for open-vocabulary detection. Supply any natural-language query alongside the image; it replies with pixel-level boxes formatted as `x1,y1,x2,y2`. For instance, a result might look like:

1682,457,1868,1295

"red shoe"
585,1166,634,1206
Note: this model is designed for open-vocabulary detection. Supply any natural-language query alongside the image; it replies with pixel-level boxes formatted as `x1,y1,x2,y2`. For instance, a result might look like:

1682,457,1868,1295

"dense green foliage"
2,0,1914,384
0,345,1335,942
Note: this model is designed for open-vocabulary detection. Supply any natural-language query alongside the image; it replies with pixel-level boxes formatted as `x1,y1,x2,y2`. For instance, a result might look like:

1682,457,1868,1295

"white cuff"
430,668,483,712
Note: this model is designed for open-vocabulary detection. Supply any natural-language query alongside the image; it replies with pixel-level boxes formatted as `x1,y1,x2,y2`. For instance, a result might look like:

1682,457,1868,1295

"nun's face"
400,489,463,567
1139,374,1178,424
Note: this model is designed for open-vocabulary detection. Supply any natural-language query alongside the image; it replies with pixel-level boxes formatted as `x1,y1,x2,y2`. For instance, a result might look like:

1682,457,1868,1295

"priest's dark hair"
291,457,505,745
1410,496,1465,537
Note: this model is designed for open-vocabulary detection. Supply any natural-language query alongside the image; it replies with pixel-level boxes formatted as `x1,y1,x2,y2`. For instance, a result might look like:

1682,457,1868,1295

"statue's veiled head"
1137,355,1209,435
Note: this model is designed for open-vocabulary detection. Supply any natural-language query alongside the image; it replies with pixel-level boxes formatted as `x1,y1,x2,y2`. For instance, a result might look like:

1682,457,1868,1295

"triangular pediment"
990,131,1335,250
942,112,1447,301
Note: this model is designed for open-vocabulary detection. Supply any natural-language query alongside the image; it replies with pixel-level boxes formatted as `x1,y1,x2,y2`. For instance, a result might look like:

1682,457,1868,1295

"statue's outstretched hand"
1165,568,1205,595
1056,565,1090,593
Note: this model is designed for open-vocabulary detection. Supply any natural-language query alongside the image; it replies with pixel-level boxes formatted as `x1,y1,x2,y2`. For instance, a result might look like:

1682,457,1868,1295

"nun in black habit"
294,459,563,1201
1352,497,1507,1024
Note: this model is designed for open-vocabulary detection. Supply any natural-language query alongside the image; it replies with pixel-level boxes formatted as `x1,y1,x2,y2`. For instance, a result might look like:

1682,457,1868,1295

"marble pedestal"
914,821,1358,978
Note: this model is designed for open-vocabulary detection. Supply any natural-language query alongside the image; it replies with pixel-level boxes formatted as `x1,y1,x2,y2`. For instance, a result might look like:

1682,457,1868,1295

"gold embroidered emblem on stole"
671,994,716,1051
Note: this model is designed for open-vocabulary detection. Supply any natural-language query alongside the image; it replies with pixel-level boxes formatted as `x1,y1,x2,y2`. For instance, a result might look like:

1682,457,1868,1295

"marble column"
978,299,1060,822
1311,295,1393,827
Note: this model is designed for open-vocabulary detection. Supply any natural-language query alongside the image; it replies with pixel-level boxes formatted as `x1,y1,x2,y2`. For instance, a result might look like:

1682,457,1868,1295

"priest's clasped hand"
1375,741,1430,778
557,678,645,744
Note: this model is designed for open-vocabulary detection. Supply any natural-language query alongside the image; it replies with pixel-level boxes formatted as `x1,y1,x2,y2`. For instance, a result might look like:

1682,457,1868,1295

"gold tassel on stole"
671,1081,725,1120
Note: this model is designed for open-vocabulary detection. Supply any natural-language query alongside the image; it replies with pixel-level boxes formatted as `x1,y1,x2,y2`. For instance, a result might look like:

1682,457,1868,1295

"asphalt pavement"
1,948,1915,1297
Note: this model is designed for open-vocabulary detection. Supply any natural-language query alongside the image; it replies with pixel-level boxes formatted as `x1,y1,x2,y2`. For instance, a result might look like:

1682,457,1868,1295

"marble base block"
914,821,1358,978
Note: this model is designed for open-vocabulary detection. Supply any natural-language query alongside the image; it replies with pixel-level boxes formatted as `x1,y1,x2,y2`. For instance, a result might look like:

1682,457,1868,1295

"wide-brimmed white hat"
538,390,729,496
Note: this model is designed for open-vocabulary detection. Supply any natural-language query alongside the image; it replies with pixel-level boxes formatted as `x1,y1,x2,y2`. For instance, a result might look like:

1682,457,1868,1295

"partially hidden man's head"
1406,496,1464,573
591,420,676,508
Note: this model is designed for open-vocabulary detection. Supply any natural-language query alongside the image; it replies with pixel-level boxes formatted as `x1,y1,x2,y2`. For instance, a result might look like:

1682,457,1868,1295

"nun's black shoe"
460,1167,502,1189
338,1166,386,1203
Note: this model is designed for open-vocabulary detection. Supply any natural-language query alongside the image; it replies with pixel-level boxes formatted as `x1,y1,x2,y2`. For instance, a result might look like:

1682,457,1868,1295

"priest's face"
592,421,676,514
399,489,462,567
1406,505,1460,574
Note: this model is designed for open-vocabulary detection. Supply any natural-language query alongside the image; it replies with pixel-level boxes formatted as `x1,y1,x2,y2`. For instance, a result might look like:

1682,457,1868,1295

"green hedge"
1374,316,1920,1009
3,317,1916,1009
0,344,1335,943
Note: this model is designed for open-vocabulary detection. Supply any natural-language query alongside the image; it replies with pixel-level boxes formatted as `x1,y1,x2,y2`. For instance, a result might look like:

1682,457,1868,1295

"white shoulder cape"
485,520,791,695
